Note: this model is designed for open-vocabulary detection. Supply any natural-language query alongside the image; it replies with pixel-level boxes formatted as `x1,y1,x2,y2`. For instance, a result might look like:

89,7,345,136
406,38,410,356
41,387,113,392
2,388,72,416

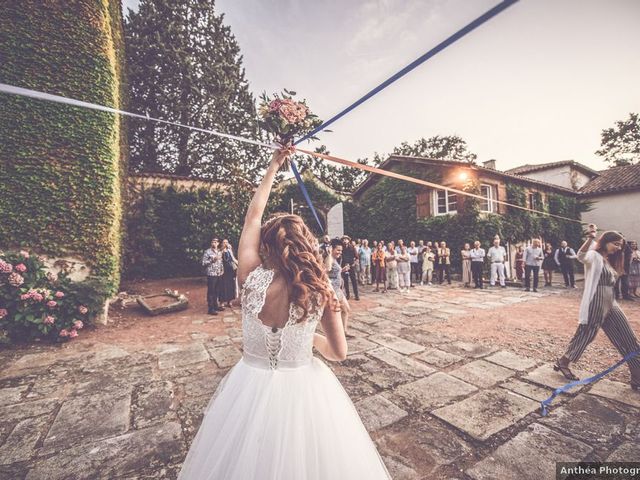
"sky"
122,0,640,172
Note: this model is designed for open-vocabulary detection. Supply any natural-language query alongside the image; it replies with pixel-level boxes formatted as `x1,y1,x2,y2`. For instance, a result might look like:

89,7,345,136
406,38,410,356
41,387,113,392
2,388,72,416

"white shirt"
524,246,543,267
408,247,419,263
487,245,506,263
470,248,486,261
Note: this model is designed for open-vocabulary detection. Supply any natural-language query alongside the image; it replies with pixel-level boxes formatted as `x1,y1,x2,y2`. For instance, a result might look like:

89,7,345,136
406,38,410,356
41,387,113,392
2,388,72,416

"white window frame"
480,184,496,213
433,189,457,216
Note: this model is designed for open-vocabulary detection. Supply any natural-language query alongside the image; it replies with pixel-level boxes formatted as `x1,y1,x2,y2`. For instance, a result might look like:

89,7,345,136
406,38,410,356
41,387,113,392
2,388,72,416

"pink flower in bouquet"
59,329,69,337
19,250,30,259
73,320,83,329
44,315,55,325
0,261,13,273
268,99,283,112
69,329,78,338
55,291,65,299
0,309,8,319
78,305,88,315
8,273,24,287
14,263,26,273
47,300,57,308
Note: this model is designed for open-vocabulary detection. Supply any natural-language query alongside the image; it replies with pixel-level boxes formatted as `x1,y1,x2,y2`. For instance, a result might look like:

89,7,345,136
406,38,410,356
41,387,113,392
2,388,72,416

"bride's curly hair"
260,213,338,322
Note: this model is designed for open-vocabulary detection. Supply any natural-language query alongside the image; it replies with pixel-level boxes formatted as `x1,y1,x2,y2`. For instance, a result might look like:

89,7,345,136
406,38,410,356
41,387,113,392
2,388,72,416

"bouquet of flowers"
258,89,324,168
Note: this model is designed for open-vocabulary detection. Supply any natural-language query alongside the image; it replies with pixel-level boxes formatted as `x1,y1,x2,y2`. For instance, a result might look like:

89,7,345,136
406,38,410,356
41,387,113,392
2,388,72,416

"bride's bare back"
257,272,292,329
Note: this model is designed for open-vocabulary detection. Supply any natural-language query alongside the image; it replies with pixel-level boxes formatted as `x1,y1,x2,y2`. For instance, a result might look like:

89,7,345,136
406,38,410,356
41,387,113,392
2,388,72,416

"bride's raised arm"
237,147,293,285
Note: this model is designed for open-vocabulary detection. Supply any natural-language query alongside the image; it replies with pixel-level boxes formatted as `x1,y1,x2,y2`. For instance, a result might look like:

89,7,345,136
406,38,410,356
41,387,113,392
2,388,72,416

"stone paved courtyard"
1,282,639,479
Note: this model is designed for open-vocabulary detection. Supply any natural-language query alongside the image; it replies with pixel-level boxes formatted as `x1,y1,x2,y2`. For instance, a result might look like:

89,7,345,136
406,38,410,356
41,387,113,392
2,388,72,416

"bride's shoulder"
240,263,272,290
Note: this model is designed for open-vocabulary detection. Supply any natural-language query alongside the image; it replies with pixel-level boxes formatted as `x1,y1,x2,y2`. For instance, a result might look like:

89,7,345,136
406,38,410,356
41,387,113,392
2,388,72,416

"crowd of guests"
199,233,640,315
318,235,640,298
319,234,514,294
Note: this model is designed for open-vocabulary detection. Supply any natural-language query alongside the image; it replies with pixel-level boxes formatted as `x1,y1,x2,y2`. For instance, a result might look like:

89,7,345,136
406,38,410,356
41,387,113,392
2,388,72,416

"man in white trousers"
487,237,507,288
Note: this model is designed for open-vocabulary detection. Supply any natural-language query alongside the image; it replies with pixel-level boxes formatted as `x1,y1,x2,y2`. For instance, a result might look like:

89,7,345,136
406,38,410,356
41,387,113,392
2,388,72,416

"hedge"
0,0,127,295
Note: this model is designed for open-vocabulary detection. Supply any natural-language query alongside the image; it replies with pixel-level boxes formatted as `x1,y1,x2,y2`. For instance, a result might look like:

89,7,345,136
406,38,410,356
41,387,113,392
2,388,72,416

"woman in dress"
514,245,525,282
177,147,391,479
385,241,398,290
555,225,640,391
372,242,387,293
461,243,472,287
219,239,238,308
629,241,640,298
325,238,354,338
542,243,556,286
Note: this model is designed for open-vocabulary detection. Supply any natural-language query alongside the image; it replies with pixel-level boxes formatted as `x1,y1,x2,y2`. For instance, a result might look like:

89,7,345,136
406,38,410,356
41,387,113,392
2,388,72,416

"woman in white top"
555,225,640,391
385,241,399,290
177,147,391,479
396,245,411,292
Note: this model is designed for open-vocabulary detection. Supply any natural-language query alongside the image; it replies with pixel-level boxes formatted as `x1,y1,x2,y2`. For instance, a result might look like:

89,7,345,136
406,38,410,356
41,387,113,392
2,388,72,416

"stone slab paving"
25,422,185,480
1,281,638,479
368,333,426,355
437,340,498,359
539,394,626,446
415,348,464,368
607,441,640,462
449,359,515,388
588,378,640,408
205,344,241,368
354,394,408,431
485,350,539,371
524,363,593,391
466,423,594,480
432,388,539,441
500,378,554,402
392,372,478,412
156,342,209,369
366,347,436,378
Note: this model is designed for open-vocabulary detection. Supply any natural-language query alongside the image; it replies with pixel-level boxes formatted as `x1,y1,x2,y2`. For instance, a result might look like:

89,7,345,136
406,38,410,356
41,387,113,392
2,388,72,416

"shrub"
0,250,110,343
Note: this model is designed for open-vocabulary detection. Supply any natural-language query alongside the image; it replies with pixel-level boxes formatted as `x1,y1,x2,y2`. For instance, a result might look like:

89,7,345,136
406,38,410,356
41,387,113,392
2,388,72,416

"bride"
177,147,391,479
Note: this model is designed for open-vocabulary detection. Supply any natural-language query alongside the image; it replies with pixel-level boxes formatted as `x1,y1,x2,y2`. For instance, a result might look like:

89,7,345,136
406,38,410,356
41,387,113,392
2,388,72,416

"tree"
391,135,477,163
295,146,372,193
124,0,267,181
596,113,640,167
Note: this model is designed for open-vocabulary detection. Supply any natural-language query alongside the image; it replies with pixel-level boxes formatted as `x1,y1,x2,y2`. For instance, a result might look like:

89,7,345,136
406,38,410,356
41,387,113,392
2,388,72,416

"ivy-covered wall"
0,0,127,294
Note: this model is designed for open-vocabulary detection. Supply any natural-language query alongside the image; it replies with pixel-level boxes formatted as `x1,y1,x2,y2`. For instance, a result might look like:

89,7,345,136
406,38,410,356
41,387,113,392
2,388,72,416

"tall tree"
124,0,267,181
391,135,477,163
596,113,640,167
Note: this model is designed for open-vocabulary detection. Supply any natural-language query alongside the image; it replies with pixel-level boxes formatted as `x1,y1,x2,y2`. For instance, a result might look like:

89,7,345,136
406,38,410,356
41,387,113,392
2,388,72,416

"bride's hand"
270,145,295,170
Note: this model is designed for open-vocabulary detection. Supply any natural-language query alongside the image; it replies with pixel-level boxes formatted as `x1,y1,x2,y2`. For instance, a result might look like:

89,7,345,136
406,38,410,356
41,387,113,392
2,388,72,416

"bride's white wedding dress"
177,264,391,479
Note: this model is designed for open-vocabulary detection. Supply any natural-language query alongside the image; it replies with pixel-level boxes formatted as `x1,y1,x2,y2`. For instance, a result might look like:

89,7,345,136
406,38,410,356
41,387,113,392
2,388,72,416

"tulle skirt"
177,356,391,480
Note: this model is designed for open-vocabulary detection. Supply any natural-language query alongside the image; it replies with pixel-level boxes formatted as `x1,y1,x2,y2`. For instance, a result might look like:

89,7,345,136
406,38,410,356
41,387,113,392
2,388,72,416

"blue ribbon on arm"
540,347,640,416
289,0,519,231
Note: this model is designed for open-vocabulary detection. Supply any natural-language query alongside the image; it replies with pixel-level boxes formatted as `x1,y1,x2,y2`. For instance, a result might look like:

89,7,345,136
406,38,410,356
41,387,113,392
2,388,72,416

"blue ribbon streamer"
540,348,640,416
290,0,519,231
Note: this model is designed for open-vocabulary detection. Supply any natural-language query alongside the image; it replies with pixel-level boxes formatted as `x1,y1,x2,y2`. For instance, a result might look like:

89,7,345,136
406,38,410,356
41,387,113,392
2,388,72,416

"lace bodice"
241,265,323,370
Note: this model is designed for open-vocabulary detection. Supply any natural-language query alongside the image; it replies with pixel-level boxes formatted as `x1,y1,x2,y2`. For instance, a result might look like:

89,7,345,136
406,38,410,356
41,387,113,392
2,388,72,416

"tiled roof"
353,156,578,197
579,163,640,195
505,160,599,177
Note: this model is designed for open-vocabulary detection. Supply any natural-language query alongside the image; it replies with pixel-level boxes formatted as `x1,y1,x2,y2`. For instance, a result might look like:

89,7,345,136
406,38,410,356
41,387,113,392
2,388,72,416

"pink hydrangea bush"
258,89,323,147
0,250,108,343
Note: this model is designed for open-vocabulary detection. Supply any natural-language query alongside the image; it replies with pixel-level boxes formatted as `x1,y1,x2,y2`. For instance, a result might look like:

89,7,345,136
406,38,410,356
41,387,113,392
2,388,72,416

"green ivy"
0,1,126,296
123,184,255,279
